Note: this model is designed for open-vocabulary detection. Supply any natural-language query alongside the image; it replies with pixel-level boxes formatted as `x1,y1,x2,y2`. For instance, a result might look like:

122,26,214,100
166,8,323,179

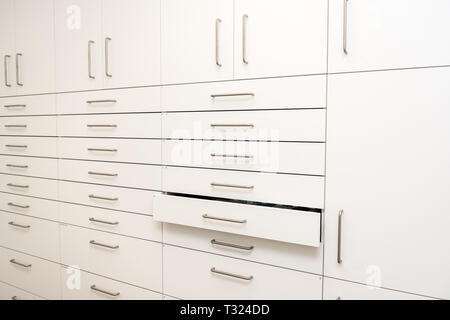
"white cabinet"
328,0,450,73
55,0,160,92
161,0,233,84
0,0,16,97
325,68,450,300
234,0,327,79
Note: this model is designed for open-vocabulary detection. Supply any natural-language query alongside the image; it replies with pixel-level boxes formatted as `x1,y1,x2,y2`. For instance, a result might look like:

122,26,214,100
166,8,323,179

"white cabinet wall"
0,0,16,97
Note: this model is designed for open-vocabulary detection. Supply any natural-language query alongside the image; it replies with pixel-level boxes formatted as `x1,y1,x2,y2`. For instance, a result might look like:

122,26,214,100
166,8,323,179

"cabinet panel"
0,281,43,300
0,0,16,97
325,68,450,300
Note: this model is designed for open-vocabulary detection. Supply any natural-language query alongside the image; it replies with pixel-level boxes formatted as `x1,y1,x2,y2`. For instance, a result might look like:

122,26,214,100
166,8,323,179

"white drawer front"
58,114,161,138
60,225,162,291
59,160,161,190
0,156,58,179
0,193,58,221
0,174,58,200
59,202,162,242
57,87,160,115
154,195,321,247
59,181,159,215
0,211,60,262
61,268,162,300
0,95,56,117
0,116,57,137
164,245,322,300
0,281,43,300
163,140,325,175
59,138,161,165
163,109,326,142
164,224,322,275
0,137,58,158
161,76,326,112
0,247,61,300
163,166,324,209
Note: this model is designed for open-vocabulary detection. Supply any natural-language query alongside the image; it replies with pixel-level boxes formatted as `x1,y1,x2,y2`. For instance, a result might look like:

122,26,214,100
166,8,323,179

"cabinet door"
161,0,233,84
234,0,327,79
14,0,55,95
328,0,450,73
0,0,16,97
325,68,450,300
102,0,160,88
55,0,103,92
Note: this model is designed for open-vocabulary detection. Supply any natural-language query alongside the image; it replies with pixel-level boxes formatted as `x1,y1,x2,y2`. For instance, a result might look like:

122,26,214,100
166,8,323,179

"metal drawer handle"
211,93,254,99
87,124,117,128
338,209,344,264
105,37,112,77
211,182,254,190
202,214,247,224
16,53,23,86
242,14,249,64
211,267,253,281
11,296,20,300
4,55,11,87
211,239,254,251
88,171,118,177
9,259,31,268
215,18,222,67
211,153,253,159
7,183,29,189
90,285,120,297
5,144,27,148
88,40,95,79
89,240,119,250
8,202,30,209
86,99,117,104
210,124,254,128
4,125,27,128
343,0,349,55
3,104,26,109
89,195,118,201
8,221,31,229
87,148,117,153
6,164,29,169
89,217,119,226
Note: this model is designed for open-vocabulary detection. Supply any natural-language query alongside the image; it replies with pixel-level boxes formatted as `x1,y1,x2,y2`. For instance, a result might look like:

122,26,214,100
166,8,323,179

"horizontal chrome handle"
90,285,120,297
211,93,255,99
5,144,27,148
4,125,27,128
3,104,26,108
8,202,30,209
87,148,117,153
89,217,119,226
89,240,119,250
86,99,117,104
211,239,254,251
202,214,247,224
88,171,118,177
87,124,117,128
9,259,31,268
89,195,118,201
211,153,253,159
7,183,29,189
211,182,254,190
210,267,253,281
210,123,254,128
8,221,31,229
6,164,28,169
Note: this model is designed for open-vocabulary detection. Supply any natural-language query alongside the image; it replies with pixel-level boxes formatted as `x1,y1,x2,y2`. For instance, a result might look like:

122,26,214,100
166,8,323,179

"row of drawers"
0,76,325,116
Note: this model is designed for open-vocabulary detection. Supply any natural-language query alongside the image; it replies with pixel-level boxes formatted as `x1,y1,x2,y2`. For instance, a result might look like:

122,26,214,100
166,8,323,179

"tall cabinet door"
102,0,161,88
234,0,327,79
325,67,450,300
0,0,16,97
14,0,55,95
329,0,450,73
161,0,233,84
55,0,103,92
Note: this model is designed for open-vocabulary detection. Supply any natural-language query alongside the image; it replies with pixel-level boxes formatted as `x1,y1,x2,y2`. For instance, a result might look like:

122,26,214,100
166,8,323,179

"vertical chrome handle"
4,55,11,87
88,40,95,79
242,14,249,64
105,37,112,77
16,53,23,86
343,0,349,55
215,18,222,67
338,209,344,264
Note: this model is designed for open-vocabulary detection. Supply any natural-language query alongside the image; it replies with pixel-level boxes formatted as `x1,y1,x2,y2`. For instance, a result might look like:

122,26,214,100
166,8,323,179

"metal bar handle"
4,55,11,87
7,183,29,189
6,164,28,169
16,53,23,86
202,214,247,224
4,125,27,128
105,37,112,77
343,0,349,55
210,182,254,190
90,285,120,297
8,221,31,229
88,40,95,79
210,124,254,128
87,124,117,128
216,18,222,67
87,148,117,153
211,267,253,281
89,217,119,226
5,144,27,148
4,104,26,108
9,259,31,268
86,99,117,104
88,171,118,177
89,240,119,250
211,239,254,251
11,296,20,300
211,93,254,99
8,202,30,209
89,194,119,201
211,153,253,159
242,14,249,64
338,209,344,264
